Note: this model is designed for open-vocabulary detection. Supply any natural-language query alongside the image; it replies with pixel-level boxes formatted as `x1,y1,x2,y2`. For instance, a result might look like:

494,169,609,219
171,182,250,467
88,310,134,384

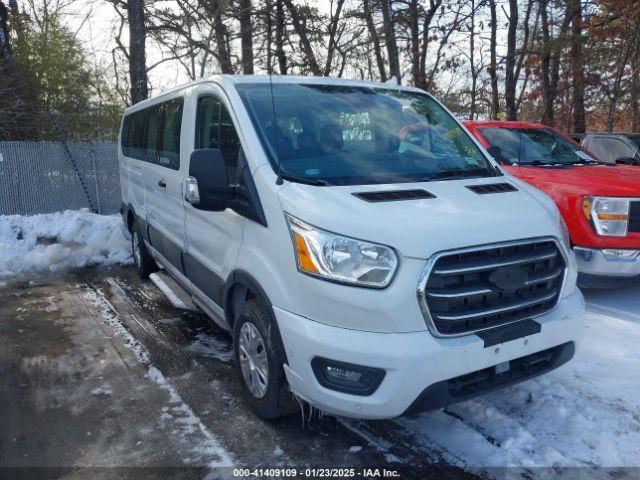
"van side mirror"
615,156,640,166
186,149,233,211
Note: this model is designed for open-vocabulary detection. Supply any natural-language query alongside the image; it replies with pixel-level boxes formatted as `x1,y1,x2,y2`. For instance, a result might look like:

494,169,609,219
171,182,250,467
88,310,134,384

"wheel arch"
223,270,276,331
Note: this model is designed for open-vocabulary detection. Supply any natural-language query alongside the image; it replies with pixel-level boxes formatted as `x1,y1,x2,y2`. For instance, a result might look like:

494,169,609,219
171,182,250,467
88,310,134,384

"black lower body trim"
183,252,224,306
403,341,575,415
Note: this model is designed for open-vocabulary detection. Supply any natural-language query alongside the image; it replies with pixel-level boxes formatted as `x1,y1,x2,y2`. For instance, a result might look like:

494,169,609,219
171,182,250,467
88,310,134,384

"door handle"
158,179,167,188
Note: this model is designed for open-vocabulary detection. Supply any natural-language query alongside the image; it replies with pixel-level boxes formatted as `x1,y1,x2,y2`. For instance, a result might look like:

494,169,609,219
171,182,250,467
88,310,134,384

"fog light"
311,357,385,396
602,249,640,260
326,365,363,382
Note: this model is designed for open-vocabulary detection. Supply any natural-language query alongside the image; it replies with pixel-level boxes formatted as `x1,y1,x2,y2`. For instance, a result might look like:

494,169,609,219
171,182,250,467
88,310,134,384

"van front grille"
418,239,566,336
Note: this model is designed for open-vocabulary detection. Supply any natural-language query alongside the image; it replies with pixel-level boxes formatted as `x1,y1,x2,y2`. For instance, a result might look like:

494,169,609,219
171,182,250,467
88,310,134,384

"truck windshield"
479,127,600,166
236,83,495,186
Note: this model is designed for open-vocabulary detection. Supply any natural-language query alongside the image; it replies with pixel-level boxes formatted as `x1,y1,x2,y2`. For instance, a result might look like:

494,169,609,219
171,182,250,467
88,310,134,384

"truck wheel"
233,299,297,420
131,220,157,279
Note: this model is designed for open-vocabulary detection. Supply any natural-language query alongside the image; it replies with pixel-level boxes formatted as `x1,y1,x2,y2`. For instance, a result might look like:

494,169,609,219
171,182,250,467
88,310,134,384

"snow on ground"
395,298,640,469
0,209,131,278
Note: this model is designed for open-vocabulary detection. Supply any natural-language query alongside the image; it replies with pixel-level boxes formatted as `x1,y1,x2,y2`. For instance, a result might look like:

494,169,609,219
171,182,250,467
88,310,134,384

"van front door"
143,97,187,272
184,91,245,307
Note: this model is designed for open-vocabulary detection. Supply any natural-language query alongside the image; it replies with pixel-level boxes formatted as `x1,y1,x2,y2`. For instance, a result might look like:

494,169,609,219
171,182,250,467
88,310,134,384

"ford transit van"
119,76,584,420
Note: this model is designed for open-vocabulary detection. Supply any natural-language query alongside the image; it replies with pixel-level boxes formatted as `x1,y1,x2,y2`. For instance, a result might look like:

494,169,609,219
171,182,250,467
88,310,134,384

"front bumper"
274,290,585,419
574,247,640,277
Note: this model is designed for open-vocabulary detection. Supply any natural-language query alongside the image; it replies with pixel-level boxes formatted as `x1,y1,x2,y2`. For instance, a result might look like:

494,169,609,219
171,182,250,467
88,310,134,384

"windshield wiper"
520,159,569,167
278,173,331,186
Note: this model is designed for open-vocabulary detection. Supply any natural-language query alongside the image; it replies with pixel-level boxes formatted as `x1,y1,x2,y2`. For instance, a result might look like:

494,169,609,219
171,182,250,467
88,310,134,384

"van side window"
121,97,183,168
145,106,160,164
196,96,241,183
158,98,183,170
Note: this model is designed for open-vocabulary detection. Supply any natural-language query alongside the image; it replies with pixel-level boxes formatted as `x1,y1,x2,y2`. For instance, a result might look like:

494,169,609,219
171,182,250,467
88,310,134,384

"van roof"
124,75,424,114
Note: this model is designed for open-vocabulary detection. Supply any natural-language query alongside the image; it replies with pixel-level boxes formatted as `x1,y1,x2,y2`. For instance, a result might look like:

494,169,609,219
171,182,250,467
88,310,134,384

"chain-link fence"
0,141,120,216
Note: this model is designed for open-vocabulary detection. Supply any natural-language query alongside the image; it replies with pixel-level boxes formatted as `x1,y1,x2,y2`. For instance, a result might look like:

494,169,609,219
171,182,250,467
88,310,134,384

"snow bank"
397,307,640,468
0,209,132,278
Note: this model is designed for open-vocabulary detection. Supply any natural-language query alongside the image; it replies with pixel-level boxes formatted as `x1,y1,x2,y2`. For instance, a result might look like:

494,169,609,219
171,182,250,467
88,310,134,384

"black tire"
233,299,297,420
131,220,157,279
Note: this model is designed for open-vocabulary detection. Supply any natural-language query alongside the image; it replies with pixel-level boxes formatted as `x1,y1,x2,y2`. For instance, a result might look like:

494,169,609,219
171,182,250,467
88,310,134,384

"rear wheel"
233,299,297,420
131,220,157,279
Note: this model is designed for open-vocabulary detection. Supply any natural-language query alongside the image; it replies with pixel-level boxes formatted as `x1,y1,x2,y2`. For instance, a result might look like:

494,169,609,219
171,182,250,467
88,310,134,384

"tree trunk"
632,44,640,131
380,0,400,82
504,0,518,120
265,0,273,73
323,0,345,76
469,0,476,120
418,0,441,90
275,0,286,74
127,0,148,104
488,0,499,119
569,0,585,133
283,0,322,75
607,40,635,132
363,0,386,81
239,0,254,74
210,1,234,74
539,0,553,125
409,0,420,87
0,1,10,60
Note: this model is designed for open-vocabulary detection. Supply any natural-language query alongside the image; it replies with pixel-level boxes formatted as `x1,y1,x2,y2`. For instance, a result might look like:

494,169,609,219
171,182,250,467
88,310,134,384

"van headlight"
285,214,398,288
582,196,630,237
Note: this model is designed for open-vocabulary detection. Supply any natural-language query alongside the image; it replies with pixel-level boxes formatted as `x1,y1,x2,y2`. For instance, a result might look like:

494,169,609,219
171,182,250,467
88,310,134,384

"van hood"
277,177,560,259
511,164,640,198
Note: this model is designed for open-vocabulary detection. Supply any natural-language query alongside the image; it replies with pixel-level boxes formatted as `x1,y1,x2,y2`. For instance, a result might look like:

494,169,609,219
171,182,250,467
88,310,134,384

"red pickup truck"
464,121,640,287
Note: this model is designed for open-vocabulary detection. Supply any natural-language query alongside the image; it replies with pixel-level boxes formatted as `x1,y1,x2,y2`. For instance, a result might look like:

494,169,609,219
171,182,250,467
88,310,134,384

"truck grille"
629,201,640,233
418,239,566,336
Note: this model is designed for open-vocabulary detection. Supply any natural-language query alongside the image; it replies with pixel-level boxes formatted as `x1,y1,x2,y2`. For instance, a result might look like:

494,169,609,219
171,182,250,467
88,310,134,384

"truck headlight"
285,214,399,288
582,196,629,237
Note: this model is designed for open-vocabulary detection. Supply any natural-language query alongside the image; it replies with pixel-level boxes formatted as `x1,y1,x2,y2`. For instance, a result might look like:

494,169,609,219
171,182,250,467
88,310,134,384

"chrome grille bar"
434,291,557,322
417,238,567,337
426,267,563,299
433,249,558,276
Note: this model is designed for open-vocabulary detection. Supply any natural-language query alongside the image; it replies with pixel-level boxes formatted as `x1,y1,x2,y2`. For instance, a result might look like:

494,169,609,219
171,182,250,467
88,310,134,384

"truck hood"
277,177,560,259
511,164,640,198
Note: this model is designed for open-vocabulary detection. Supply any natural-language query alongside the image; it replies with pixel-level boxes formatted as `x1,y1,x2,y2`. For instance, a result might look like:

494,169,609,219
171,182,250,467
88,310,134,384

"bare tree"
569,0,585,133
488,0,499,119
380,0,400,81
239,0,254,74
504,0,518,120
127,0,148,103
362,0,387,81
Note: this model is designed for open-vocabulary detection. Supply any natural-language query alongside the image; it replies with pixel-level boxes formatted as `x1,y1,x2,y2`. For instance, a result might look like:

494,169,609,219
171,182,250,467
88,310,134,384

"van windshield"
236,83,495,186
479,127,600,166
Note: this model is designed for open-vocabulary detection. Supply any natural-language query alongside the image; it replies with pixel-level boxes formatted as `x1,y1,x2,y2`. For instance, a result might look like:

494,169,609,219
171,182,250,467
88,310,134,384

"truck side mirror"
186,149,233,211
487,146,507,164
615,157,640,166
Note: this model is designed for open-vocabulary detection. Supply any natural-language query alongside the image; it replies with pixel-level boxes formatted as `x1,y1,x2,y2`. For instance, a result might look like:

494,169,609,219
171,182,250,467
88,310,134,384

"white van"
119,75,585,420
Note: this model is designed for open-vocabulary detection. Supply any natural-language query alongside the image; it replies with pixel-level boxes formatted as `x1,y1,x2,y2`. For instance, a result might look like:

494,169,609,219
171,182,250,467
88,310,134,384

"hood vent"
353,189,436,202
466,183,518,194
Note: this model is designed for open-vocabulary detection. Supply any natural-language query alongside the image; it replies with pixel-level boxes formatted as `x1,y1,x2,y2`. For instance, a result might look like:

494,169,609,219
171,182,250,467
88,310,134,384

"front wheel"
131,220,157,279
233,299,297,420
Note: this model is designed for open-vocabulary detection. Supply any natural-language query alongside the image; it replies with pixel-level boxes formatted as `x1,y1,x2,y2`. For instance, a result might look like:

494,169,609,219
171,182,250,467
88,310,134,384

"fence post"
89,141,102,214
